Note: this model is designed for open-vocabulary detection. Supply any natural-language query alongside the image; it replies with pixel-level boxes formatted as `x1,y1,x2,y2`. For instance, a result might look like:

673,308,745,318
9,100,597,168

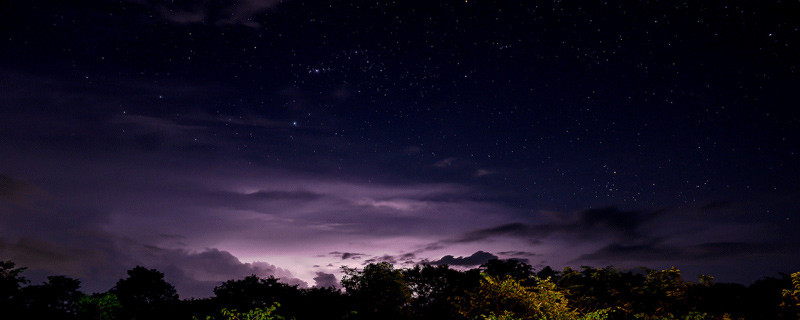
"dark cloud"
421,223,547,251
428,207,657,251
460,223,536,241
498,250,540,257
0,173,42,207
0,237,103,270
160,233,187,240
313,272,340,289
0,173,28,199
329,252,366,260
176,188,327,214
363,254,399,265
399,253,416,260
239,189,323,201
430,251,498,266
577,241,795,263
570,207,655,240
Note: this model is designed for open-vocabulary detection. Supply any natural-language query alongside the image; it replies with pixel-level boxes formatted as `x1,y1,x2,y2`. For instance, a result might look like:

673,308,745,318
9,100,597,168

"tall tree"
341,262,411,320
110,266,179,320
213,275,302,318
0,260,29,318
480,259,534,283
20,275,84,319
403,264,479,320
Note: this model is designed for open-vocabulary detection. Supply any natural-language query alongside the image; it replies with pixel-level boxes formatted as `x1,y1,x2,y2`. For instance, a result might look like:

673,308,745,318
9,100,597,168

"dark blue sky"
1,0,798,298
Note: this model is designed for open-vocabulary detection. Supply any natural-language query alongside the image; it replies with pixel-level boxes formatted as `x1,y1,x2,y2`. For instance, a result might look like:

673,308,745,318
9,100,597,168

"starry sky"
1,0,799,298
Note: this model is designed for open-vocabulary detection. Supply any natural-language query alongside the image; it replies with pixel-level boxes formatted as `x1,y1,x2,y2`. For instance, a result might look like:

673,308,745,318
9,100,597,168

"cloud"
364,255,395,264
571,207,653,240
475,169,493,177
430,251,498,266
456,223,539,242
0,173,43,207
398,253,416,260
354,253,419,266
432,207,656,248
419,223,546,251
404,146,422,154
498,250,540,258
329,252,365,260
142,247,309,296
577,241,795,263
160,233,187,240
112,114,206,135
128,0,284,28
355,198,427,212
0,173,28,199
0,232,308,298
313,272,340,289
209,188,323,202
434,157,457,168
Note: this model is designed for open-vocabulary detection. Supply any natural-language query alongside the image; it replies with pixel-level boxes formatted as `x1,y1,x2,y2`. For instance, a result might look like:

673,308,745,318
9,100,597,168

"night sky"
1,0,799,298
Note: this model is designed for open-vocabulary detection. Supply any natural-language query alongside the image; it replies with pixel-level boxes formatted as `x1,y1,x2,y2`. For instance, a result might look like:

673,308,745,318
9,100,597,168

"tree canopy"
0,259,797,320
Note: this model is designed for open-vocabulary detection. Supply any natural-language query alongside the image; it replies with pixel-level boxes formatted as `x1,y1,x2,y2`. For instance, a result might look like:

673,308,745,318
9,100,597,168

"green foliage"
633,311,714,320
76,292,122,320
461,273,607,320
637,267,691,317
558,266,644,319
195,302,287,320
781,272,800,318
479,311,521,320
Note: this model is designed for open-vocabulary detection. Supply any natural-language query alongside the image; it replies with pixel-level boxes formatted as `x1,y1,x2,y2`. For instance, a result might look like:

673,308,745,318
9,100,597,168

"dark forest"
2,259,798,320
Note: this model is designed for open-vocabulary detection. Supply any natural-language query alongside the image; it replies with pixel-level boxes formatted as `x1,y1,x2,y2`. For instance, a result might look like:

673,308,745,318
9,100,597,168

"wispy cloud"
128,0,285,28
434,157,457,168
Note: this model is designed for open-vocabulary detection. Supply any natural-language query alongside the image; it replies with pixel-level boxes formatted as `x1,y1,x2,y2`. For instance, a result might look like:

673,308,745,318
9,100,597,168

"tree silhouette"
212,274,302,319
480,259,534,283
403,264,480,320
0,259,798,320
20,275,84,319
0,260,29,318
110,266,179,320
341,262,411,320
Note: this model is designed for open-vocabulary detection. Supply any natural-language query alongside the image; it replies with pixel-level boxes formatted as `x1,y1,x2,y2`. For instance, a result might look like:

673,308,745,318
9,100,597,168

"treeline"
1,259,799,320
